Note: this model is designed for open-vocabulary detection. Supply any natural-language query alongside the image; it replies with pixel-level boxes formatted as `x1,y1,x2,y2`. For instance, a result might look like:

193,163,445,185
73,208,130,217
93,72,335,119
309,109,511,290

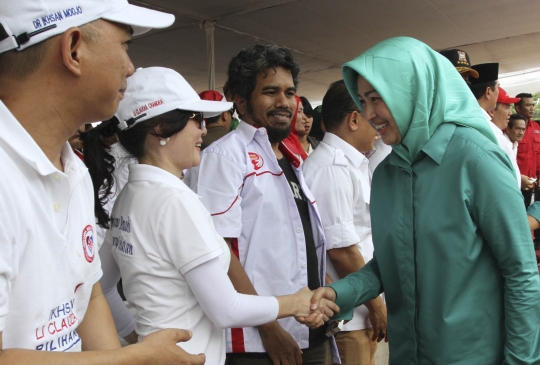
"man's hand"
521,175,534,190
364,297,387,342
258,321,303,365
136,329,206,365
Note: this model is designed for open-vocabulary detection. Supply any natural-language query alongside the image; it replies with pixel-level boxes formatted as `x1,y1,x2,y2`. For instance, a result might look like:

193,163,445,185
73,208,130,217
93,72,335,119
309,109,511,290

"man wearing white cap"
0,1,203,364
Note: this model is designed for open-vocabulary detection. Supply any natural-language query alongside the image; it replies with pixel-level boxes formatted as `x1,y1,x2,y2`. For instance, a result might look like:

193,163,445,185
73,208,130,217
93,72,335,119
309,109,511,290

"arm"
527,202,540,231
0,329,205,365
98,242,137,343
185,257,335,329
328,247,387,342
225,239,303,365
471,149,540,364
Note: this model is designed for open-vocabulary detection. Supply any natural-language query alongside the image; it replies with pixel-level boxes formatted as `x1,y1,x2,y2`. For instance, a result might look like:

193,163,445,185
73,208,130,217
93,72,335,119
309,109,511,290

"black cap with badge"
440,49,479,78
469,63,499,85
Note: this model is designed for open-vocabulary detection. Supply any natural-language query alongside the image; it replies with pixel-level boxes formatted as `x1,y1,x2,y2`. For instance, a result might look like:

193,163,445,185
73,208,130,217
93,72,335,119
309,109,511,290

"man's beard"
266,124,291,144
245,101,291,143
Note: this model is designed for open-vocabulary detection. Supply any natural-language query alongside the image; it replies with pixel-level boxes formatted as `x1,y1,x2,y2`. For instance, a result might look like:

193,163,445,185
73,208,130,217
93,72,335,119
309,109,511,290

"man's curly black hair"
227,44,300,103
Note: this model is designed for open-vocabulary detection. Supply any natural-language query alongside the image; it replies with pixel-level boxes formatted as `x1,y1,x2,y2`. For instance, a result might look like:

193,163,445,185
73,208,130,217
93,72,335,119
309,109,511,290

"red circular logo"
81,225,95,263
249,152,264,170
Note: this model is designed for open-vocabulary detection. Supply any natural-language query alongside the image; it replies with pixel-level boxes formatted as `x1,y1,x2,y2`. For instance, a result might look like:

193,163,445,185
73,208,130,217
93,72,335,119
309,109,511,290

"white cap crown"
116,67,233,130
0,0,174,53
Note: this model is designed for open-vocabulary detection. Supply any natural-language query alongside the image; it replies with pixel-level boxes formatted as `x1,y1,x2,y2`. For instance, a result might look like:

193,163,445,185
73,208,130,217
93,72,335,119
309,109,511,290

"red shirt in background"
517,119,540,179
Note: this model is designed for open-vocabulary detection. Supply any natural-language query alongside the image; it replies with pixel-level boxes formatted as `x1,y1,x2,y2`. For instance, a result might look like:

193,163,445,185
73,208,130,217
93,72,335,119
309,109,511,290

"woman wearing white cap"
84,67,337,364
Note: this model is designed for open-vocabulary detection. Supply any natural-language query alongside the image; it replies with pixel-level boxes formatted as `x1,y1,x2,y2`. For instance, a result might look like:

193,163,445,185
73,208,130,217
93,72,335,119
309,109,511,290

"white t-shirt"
0,101,102,351
303,133,374,331
105,164,232,363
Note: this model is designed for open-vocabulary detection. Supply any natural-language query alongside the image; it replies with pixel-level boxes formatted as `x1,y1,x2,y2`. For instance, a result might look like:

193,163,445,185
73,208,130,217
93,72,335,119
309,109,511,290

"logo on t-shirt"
81,225,95,263
249,152,264,170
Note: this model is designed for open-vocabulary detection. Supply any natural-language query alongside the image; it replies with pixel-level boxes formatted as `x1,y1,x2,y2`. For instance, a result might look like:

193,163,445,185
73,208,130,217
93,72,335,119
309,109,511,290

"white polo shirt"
303,133,374,331
197,121,327,352
0,101,102,351
105,164,230,362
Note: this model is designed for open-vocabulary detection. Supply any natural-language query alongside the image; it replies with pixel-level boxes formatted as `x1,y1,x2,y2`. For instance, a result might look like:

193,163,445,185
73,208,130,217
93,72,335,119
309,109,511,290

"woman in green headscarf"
307,37,540,364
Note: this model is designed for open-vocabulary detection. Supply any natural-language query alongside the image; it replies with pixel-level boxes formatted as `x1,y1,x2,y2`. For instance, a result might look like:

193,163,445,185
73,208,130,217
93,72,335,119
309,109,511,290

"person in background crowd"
89,66,335,365
199,90,233,150
515,93,540,207
296,96,320,155
69,123,94,161
487,87,521,186
506,114,527,145
439,48,479,85
307,36,540,365
283,95,309,161
198,44,338,365
223,81,240,131
310,105,326,142
0,0,209,363
470,63,500,123
303,79,386,365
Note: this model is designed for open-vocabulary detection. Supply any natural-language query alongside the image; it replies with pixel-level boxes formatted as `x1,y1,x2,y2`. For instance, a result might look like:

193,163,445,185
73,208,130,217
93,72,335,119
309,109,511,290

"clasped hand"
292,287,339,328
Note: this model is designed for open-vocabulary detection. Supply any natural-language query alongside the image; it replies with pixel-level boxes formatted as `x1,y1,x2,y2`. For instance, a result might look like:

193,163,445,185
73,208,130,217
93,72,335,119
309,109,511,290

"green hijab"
342,37,496,164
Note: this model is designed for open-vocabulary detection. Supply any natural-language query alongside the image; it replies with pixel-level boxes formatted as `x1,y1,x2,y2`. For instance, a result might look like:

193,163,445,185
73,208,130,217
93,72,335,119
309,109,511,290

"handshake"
278,287,339,329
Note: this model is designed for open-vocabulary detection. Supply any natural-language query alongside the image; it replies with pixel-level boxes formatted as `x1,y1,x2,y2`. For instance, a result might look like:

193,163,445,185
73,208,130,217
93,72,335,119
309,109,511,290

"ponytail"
80,117,119,229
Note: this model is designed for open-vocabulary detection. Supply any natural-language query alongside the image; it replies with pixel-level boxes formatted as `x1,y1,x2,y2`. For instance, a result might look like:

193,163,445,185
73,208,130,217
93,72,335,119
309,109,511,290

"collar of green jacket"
342,36,496,164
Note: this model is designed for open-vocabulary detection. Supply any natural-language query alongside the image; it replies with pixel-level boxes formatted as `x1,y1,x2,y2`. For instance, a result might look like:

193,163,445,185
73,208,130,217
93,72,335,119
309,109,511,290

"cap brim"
499,97,521,104
102,4,175,36
182,100,234,118
456,67,479,78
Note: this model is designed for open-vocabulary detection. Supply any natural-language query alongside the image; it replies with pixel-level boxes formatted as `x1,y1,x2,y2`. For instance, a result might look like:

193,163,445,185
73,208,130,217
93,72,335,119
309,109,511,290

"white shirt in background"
303,133,374,331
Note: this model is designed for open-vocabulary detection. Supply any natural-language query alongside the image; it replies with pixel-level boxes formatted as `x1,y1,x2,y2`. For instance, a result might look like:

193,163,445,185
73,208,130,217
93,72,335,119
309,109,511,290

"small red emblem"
249,152,264,170
81,225,95,263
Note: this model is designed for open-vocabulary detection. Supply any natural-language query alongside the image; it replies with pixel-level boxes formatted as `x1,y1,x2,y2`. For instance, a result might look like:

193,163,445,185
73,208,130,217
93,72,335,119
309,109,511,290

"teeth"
374,122,388,131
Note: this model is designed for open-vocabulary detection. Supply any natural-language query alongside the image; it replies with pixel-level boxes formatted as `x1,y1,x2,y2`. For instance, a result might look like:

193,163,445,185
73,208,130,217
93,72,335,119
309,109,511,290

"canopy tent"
129,0,540,100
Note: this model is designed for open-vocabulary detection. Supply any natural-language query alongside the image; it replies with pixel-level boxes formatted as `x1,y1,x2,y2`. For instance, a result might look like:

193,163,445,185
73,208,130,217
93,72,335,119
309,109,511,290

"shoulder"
201,130,248,164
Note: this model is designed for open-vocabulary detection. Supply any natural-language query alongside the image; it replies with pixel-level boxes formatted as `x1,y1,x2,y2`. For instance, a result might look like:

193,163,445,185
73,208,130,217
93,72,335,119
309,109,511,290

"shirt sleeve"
327,257,383,321
527,202,540,223
184,257,279,328
157,192,226,275
469,147,540,364
306,165,360,250
197,150,245,238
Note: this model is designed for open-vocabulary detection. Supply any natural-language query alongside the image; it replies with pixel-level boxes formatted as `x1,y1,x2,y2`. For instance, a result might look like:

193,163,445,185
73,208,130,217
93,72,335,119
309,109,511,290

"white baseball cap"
116,67,233,130
0,0,175,54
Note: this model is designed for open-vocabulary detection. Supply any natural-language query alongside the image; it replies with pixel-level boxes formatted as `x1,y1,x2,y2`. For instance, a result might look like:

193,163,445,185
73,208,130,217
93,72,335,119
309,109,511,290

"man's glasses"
190,112,206,130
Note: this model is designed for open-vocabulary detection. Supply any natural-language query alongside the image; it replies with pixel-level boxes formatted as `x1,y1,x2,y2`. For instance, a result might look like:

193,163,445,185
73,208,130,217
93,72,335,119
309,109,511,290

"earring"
159,138,170,146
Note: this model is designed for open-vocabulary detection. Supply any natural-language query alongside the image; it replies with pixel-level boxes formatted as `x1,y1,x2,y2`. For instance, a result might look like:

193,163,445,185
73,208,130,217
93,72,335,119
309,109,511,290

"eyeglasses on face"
190,112,206,130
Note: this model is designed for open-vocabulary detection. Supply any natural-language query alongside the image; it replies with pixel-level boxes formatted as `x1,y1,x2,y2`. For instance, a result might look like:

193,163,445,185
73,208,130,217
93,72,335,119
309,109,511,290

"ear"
60,28,85,77
234,95,247,116
348,111,360,131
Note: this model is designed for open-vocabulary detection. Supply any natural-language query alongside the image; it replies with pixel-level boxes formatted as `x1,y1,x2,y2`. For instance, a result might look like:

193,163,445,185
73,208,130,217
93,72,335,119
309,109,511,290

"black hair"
321,80,359,133
515,93,533,108
470,80,497,100
82,109,192,229
509,113,527,129
299,96,314,117
227,44,300,111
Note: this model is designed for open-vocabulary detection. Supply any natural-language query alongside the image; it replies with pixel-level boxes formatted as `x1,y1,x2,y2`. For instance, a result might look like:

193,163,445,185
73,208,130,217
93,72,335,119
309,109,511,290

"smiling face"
169,118,206,171
357,76,401,145
237,66,296,143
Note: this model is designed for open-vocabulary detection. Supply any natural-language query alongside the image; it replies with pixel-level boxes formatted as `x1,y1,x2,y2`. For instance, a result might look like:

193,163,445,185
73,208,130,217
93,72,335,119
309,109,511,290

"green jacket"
330,123,540,364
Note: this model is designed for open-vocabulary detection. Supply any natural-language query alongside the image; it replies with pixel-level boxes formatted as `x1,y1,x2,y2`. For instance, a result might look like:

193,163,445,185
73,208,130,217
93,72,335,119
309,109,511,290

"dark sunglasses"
190,112,206,130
